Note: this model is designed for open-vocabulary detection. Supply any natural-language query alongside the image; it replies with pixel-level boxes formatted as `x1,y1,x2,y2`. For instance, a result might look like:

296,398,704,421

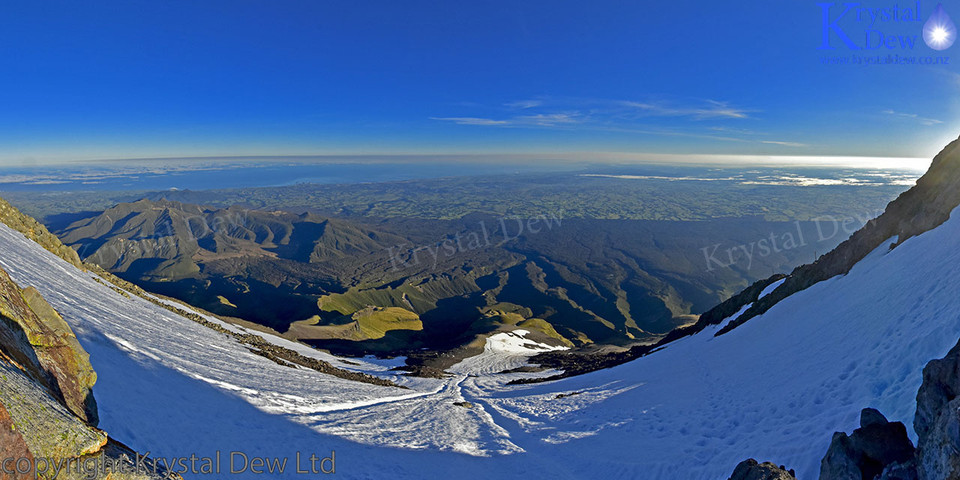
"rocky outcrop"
684,273,783,329
914,338,960,480
728,459,796,480
811,337,960,480
0,262,173,480
0,266,108,465
0,359,107,461
818,408,915,480
0,265,98,424
1,362,172,479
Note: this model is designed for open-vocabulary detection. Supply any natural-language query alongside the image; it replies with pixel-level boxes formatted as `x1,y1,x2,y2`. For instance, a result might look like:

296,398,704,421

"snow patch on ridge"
758,278,786,299
449,329,568,376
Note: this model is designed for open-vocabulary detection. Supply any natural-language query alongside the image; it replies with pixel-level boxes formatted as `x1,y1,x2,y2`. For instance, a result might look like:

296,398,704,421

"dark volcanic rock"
813,337,960,480
728,459,796,480
915,339,960,440
819,408,915,480
914,338,960,480
820,432,866,480
878,459,919,480
861,408,889,428
699,274,787,328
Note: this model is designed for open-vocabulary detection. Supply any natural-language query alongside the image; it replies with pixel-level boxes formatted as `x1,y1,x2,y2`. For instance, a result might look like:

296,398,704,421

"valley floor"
3,205,960,479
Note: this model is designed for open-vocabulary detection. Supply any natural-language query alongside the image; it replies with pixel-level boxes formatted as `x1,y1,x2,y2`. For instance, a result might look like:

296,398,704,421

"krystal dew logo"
818,1,955,64
924,3,957,48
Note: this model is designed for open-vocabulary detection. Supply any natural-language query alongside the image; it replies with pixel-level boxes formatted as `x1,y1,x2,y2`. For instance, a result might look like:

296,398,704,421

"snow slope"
3,203,960,479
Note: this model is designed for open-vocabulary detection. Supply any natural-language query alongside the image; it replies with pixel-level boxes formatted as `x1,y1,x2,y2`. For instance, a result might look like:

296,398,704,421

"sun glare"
933,26,949,42
924,20,956,50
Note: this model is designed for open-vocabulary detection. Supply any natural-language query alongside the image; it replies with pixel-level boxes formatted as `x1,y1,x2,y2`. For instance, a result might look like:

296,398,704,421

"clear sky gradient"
1,0,959,165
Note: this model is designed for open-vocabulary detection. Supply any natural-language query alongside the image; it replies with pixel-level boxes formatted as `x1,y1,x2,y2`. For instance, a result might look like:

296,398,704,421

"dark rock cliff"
722,136,960,333
912,338,960,480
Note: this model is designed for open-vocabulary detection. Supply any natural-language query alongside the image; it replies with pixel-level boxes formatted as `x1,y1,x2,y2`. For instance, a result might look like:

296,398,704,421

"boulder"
861,408,889,428
0,266,98,424
20,285,99,424
0,269,98,425
728,459,795,480
819,408,915,480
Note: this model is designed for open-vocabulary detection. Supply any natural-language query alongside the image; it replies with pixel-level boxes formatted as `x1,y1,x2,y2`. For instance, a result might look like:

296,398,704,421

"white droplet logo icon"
924,3,956,50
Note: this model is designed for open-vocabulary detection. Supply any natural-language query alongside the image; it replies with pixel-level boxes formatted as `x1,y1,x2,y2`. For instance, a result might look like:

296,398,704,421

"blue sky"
1,0,959,165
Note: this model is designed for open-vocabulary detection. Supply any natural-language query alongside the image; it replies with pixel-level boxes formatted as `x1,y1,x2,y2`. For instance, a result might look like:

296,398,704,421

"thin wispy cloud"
514,112,582,126
709,126,760,135
428,97,803,147
881,109,943,126
433,96,752,131
504,99,543,109
429,117,511,126
431,112,582,127
761,140,808,148
621,99,751,119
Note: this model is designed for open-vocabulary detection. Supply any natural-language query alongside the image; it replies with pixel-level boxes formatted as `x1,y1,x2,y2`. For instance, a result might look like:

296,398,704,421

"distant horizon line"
0,152,934,171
